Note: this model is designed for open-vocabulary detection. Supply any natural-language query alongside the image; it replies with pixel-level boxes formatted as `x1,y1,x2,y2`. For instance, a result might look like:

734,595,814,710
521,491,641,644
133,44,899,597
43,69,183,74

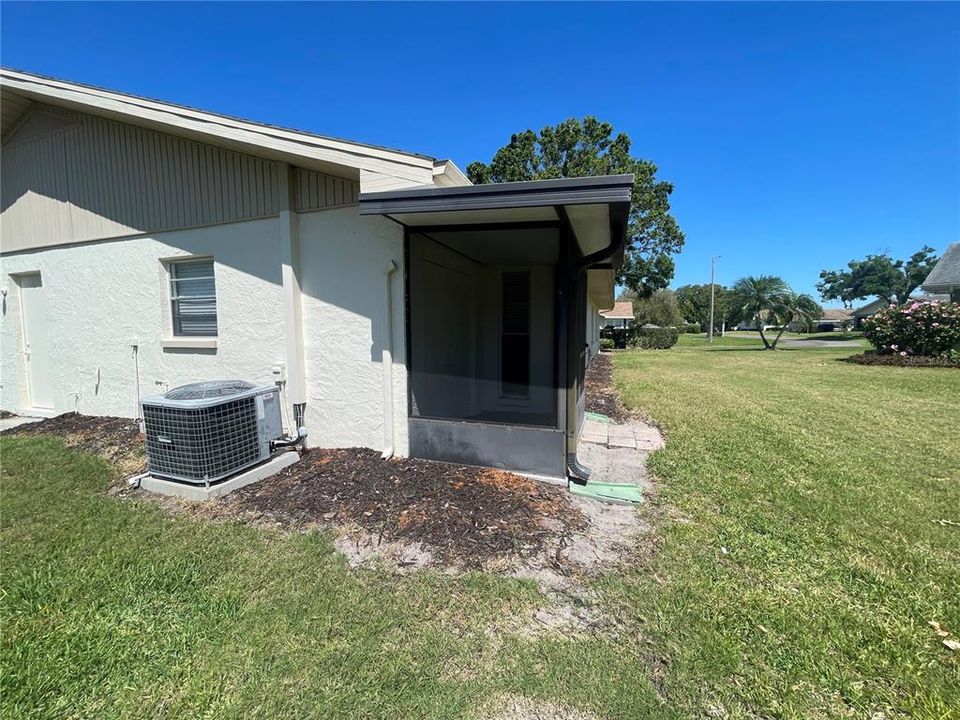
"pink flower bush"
863,300,960,358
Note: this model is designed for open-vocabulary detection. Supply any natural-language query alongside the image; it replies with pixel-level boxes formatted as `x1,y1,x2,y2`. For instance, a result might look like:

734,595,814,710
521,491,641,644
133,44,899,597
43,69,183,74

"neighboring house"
808,308,852,332
0,69,630,478
851,297,889,329
600,301,634,328
921,242,960,302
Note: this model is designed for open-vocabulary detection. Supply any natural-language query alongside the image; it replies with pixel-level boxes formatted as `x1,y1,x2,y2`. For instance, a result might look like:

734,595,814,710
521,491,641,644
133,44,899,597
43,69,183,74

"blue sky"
2,2,957,304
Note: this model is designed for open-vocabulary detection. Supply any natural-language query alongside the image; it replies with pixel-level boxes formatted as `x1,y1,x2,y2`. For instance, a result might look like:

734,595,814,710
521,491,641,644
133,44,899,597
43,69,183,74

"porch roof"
358,174,634,263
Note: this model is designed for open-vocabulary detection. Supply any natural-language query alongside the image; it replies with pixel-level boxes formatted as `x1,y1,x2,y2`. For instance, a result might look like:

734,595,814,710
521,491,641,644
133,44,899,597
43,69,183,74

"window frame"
161,256,219,348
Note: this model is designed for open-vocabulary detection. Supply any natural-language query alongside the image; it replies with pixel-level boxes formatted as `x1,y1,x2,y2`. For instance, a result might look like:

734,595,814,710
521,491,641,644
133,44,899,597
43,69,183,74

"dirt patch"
477,694,603,720
584,352,631,422
0,412,146,476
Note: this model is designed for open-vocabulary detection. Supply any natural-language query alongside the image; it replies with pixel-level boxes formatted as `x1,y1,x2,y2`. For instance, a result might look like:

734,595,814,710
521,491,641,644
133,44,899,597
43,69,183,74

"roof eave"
0,67,437,181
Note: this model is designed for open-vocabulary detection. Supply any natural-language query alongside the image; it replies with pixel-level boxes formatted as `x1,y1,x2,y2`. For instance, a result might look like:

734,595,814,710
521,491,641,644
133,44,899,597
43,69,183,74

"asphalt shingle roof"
923,243,960,288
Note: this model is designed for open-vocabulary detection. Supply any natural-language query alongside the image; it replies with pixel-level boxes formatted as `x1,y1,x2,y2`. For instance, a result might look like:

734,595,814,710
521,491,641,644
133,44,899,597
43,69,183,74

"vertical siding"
1,106,283,252
2,105,362,253
294,168,359,212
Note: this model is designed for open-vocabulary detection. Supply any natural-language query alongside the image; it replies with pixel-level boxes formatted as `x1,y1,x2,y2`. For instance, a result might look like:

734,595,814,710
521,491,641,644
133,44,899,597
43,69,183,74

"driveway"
778,339,863,348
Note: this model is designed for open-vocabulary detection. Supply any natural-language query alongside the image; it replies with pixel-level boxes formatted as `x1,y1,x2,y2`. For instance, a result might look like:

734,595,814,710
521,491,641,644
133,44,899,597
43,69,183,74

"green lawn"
3,342,959,719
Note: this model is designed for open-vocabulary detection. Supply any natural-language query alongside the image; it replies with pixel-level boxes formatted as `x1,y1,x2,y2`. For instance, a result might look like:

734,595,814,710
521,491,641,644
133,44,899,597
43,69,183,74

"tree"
767,292,823,349
675,283,734,331
730,276,791,350
731,276,823,350
632,289,684,328
467,117,684,297
817,247,939,306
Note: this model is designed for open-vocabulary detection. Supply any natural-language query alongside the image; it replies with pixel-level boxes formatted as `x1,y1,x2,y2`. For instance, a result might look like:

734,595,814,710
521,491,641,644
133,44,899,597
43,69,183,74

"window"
500,271,530,398
169,258,217,336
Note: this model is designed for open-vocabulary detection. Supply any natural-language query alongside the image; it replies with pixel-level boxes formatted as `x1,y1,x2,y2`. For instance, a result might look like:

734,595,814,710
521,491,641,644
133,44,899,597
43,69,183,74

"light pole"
708,256,719,343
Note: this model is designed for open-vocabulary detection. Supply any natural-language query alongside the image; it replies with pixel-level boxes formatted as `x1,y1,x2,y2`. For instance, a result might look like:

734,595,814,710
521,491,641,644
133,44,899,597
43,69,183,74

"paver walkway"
580,416,663,451
576,415,664,488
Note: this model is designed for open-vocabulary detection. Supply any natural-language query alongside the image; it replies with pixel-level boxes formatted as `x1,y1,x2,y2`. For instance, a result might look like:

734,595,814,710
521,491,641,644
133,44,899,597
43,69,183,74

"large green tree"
619,289,685,328
467,117,684,296
817,247,939,306
675,283,736,331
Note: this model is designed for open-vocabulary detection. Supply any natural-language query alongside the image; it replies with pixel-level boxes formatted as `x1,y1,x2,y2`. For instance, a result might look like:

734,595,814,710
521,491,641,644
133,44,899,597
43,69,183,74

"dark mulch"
0,410,16,420
221,447,584,566
844,353,960,368
584,352,631,423
1,412,146,474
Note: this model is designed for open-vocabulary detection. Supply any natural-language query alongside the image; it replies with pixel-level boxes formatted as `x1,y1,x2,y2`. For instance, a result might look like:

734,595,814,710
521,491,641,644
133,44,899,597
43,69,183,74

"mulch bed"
1,412,146,475
221,447,585,566
584,352,631,423
844,352,960,368
3,412,586,567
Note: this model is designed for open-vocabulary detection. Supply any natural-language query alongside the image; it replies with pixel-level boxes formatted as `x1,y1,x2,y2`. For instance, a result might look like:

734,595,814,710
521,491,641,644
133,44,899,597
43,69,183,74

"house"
921,242,960,302
0,69,629,479
851,297,889,329
812,308,852,332
600,301,634,328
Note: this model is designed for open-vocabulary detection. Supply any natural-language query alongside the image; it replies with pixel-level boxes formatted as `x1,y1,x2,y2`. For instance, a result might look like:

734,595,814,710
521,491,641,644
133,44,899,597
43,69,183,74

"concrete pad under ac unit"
139,450,299,501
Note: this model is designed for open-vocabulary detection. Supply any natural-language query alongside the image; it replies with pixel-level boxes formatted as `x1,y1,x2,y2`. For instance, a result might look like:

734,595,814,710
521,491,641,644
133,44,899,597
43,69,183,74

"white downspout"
381,259,399,458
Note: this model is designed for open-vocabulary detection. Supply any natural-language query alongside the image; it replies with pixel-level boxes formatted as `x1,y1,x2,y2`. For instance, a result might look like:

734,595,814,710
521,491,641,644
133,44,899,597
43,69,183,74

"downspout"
565,226,628,485
381,260,399,458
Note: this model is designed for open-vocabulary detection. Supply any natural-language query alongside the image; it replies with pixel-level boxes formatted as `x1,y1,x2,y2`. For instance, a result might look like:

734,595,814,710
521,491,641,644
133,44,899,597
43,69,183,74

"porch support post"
278,164,307,426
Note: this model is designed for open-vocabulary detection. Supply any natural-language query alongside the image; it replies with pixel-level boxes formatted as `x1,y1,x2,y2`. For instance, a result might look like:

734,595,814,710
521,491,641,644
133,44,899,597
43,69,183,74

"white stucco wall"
1,208,411,456
297,207,408,455
0,218,286,418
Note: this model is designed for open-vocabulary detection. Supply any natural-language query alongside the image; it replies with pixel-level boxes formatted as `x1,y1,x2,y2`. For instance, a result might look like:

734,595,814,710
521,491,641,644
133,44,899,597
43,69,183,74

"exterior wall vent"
141,380,283,484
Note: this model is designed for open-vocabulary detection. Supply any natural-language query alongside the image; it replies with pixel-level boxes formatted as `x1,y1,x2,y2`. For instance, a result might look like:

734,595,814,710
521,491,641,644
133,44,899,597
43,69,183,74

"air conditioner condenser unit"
141,380,283,484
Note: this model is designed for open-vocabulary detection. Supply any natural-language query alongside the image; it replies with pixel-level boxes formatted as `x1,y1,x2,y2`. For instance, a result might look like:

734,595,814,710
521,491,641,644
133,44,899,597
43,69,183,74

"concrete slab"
139,451,299,501
0,415,42,432
607,435,637,449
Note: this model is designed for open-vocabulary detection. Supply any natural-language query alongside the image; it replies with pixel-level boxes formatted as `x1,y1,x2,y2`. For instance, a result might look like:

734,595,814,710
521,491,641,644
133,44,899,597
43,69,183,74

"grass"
3,342,959,718
614,341,960,718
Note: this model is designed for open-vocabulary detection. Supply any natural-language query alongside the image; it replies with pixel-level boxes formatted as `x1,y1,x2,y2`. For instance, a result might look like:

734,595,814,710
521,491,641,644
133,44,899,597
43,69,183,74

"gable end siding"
1,105,359,253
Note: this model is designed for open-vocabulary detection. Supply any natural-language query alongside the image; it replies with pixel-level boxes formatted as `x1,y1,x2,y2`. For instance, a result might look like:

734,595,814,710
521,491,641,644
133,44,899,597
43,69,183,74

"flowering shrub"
863,300,960,357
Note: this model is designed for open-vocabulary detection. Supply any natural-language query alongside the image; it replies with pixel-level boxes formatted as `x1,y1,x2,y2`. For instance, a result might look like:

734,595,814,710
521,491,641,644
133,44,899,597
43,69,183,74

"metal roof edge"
358,174,634,215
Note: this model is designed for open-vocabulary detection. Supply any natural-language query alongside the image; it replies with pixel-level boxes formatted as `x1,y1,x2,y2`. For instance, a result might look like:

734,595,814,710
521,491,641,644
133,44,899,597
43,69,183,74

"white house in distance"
0,69,628,478
600,300,634,328
922,242,960,303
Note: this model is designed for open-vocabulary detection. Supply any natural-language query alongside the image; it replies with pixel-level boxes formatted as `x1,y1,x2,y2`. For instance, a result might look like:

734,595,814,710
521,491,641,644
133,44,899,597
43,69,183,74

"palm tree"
767,292,823,349
731,275,790,349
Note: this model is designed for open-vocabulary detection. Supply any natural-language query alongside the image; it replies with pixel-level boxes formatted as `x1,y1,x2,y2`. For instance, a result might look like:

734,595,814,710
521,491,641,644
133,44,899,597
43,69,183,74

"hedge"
630,326,680,350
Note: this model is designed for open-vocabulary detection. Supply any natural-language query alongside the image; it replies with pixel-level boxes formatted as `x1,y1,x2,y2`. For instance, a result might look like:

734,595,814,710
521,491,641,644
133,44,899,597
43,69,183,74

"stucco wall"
0,218,286,418
1,208,410,456
297,207,408,455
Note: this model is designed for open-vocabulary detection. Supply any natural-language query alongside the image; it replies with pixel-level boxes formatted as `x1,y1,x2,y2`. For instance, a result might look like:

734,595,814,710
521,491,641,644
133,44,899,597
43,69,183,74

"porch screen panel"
501,271,530,397
408,229,558,428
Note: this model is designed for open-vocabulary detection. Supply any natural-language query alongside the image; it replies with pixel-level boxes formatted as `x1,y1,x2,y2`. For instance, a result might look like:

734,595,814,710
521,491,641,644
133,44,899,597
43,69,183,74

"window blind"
170,259,218,336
